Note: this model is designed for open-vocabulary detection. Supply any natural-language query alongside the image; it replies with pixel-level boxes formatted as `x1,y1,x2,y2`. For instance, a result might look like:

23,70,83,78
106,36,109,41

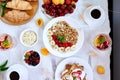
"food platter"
0,0,38,25
55,57,93,80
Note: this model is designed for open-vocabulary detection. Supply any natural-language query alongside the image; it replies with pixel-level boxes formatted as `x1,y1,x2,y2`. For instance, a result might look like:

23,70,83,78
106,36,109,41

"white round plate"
55,57,93,80
43,17,84,57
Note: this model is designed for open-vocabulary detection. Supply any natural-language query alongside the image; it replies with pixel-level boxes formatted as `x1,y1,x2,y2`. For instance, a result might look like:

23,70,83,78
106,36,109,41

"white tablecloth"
0,0,111,80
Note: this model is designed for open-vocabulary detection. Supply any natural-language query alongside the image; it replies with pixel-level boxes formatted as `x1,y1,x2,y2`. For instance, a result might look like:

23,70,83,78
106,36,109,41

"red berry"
72,4,76,8
69,9,74,13
52,35,57,40
73,0,78,2
67,42,72,47
58,9,62,13
61,5,66,10
46,10,50,14
54,39,59,44
26,60,30,64
58,43,63,47
63,43,68,48
35,60,39,64
66,0,72,5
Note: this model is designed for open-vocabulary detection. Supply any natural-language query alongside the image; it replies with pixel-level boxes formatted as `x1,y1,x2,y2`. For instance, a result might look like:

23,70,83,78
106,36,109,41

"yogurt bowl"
20,29,38,47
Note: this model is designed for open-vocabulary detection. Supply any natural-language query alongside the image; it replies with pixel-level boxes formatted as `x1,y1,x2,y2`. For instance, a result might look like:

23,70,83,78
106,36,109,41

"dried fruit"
40,48,49,56
36,18,44,27
96,65,105,74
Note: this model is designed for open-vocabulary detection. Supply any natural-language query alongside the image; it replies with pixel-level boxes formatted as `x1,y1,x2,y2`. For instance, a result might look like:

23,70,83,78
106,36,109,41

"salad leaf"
98,37,105,44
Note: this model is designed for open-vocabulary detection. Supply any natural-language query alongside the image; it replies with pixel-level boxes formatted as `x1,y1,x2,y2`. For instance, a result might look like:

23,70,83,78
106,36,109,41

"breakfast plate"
43,17,84,57
55,57,93,80
0,0,38,25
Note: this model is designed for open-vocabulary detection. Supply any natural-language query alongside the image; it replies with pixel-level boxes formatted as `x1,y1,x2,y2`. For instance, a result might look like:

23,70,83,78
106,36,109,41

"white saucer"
5,64,28,80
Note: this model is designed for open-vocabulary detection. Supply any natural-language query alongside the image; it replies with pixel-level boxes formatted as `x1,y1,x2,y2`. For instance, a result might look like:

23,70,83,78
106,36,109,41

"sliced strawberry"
72,72,79,77
67,42,72,47
54,39,59,44
58,43,63,47
63,43,68,48
77,71,82,75
52,35,57,40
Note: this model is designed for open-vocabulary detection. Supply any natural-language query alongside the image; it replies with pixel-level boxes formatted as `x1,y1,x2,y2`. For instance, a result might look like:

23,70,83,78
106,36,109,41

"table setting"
0,0,112,80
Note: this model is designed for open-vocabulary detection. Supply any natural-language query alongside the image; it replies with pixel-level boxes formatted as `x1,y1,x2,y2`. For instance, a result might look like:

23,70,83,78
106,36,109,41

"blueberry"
31,61,37,66
33,52,39,58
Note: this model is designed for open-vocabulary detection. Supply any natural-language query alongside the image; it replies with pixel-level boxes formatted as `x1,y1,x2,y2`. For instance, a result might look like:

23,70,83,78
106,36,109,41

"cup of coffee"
5,64,28,80
83,5,106,27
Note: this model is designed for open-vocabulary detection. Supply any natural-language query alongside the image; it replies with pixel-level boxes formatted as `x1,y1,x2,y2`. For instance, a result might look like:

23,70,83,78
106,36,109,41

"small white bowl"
5,64,28,80
23,50,41,68
20,29,38,47
91,33,112,52
0,33,15,51
83,5,106,27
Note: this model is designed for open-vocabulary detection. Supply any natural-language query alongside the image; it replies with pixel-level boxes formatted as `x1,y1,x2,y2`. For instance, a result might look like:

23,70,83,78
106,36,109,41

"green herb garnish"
73,76,76,80
57,35,65,43
3,38,9,47
98,36,105,44
0,60,9,72
0,0,8,17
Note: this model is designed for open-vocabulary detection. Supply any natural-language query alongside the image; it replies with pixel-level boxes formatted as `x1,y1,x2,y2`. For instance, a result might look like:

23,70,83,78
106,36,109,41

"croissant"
6,0,32,10
4,10,30,23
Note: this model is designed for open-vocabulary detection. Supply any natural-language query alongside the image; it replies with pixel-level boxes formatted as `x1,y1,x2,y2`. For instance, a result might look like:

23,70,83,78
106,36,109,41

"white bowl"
20,29,38,47
91,33,112,53
0,33,15,51
23,50,41,68
83,5,106,27
43,17,84,57
5,64,28,80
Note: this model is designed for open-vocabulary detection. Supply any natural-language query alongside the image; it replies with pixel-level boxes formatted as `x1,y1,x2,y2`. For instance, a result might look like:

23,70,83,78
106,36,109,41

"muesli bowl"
43,17,84,57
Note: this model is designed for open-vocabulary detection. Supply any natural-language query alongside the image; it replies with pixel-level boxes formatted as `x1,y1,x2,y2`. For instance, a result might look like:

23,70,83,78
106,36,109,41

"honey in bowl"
9,71,20,80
